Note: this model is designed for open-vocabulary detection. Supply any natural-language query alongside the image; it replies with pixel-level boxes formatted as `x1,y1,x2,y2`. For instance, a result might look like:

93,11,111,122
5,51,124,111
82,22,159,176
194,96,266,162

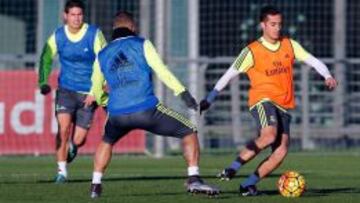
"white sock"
57,161,67,177
229,160,242,171
92,171,103,184
187,166,200,176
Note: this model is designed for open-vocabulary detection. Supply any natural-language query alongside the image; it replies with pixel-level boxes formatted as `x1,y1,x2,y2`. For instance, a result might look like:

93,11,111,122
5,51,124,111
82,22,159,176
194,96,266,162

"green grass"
0,152,359,203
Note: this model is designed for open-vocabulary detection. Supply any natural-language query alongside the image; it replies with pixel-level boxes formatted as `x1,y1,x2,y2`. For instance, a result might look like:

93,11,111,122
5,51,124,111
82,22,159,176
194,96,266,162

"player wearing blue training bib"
88,11,220,198
37,0,106,183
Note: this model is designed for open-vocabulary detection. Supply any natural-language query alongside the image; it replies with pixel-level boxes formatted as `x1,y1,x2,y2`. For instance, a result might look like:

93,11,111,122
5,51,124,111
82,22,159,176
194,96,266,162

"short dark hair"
113,11,135,28
64,0,85,13
260,5,281,22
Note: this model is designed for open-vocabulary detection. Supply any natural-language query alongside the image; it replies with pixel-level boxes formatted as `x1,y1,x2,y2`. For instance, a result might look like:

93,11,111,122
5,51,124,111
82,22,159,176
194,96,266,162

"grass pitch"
0,151,359,203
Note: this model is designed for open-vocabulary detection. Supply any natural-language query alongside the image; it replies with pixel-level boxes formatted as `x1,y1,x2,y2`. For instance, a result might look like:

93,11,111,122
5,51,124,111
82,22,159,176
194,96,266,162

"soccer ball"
277,171,306,197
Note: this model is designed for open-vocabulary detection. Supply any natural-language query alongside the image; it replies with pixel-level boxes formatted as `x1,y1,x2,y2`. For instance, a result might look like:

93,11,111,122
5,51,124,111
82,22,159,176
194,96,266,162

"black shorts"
55,87,97,129
103,103,197,144
250,101,291,135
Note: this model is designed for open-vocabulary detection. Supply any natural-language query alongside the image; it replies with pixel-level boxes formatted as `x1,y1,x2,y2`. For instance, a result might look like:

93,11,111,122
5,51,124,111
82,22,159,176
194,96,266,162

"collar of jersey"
64,23,88,43
112,27,136,41
259,37,281,52
113,36,136,42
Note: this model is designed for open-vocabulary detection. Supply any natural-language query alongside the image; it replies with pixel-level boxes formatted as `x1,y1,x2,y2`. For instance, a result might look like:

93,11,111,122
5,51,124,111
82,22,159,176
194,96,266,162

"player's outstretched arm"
179,90,198,111
39,84,51,95
144,40,199,110
200,66,240,114
200,47,251,114
199,90,219,114
303,55,338,90
85,30,107,107
291,39,338,91
144,40,186,94
89,58,108,106
325,77,337,90
93,29,107,54
38,34,57,95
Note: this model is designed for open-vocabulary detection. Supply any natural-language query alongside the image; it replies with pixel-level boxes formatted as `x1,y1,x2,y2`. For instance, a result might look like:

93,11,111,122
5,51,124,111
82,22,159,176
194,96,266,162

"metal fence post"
229,76,244,149
301,65,312,149
334,0,346,135
188,0,203,148
154,0,166,158
140,0,151,39
36,0,44,69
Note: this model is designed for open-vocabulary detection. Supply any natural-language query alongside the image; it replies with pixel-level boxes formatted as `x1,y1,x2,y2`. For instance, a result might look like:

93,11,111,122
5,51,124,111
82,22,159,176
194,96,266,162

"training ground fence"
0,0,360,156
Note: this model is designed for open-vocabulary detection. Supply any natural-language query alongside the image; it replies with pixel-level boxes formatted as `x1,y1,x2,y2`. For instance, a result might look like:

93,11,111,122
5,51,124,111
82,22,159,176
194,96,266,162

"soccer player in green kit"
38,0,106,183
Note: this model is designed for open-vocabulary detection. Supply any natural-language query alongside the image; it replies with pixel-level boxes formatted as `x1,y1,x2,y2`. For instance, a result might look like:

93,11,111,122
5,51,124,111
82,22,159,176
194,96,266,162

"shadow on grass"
3,177,359,199
221,187,360,197
35,173,281,184
303,187,360,197
119,192,230,199
37,175,215,183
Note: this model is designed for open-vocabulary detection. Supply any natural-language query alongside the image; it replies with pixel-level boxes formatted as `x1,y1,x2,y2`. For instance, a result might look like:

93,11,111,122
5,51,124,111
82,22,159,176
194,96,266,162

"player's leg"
72,127,87,147
182,133,220,196
90,115,130,198
218,102,277,181
143,104,220,195
182,132,200,168
90,141,112,199
239,107,291,196
66,126,85,163
54,88,76,182
67,94,97,163
239,133,289,196
73,96,97,146
256,133,289,178
55,113,72,182
247,110,290,183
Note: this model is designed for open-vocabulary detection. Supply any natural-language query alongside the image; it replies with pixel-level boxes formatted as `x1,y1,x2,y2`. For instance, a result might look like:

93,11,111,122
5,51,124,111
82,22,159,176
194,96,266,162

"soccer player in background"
37,0,107,183
88,11,220,198
200,5,337,196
